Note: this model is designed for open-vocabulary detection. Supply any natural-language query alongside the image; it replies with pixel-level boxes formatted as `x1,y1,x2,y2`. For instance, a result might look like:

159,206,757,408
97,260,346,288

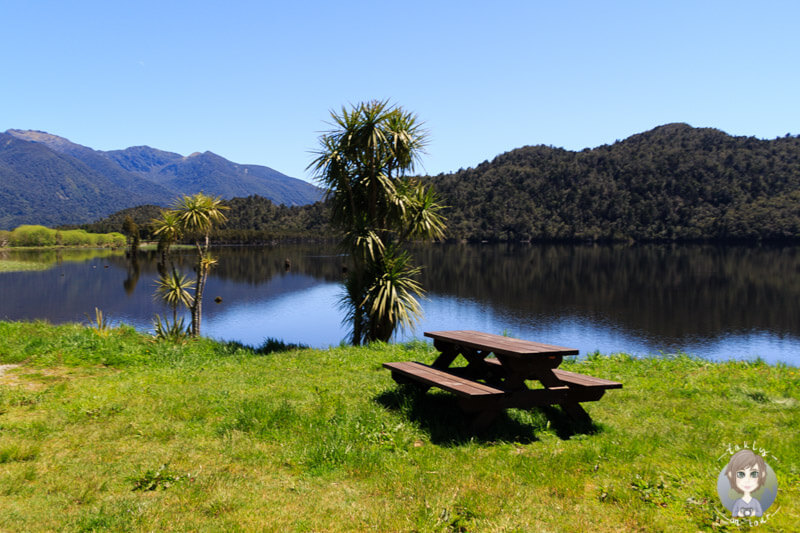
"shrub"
109,232,127,247
9,225,57,247
58,229,93,246
7,226,126,248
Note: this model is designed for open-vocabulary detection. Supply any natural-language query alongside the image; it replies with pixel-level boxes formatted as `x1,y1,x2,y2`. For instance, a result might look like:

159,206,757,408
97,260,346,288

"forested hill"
81,124,800,244
431,123,800,242
83,195,332,243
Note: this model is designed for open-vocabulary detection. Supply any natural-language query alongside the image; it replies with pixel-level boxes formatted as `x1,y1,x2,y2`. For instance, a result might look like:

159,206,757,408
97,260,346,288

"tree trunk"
191,257,204,336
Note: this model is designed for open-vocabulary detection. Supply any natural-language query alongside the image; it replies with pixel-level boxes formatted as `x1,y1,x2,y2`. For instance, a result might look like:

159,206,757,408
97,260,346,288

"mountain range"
4,124,799,242
0,130,323,230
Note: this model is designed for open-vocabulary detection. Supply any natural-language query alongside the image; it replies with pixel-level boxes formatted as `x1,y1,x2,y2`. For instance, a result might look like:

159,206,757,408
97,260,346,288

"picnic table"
384,330,622,429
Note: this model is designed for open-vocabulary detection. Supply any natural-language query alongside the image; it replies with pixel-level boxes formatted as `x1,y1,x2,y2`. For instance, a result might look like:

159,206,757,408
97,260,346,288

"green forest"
433,123,800,242
83,124,800,244
83,196,333,244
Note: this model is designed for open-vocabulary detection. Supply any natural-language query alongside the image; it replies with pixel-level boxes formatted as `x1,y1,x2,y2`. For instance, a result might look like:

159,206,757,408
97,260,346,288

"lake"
1,243,798,365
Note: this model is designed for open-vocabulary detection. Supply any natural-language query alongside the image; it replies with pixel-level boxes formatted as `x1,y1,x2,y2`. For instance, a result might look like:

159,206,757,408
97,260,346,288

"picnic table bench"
384,330,622,429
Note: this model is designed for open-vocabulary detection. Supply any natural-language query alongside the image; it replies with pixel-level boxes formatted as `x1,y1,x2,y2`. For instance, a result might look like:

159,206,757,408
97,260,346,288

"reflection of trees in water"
106,245,346,286
123,251,140,295
5,248,122,265
209,245,345,284
100,243,800,342
412,243,800,339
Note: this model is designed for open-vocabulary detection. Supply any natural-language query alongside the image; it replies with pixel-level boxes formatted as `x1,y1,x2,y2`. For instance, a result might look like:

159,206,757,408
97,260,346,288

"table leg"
492,357,599,423
432,342,498,381
471,409,501,431
559,402,592,424
533,368,602,423
431,340,460,369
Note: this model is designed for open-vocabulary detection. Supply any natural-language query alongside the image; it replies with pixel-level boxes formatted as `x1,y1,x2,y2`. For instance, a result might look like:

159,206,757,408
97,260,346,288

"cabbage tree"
310,100,446,344
152,193,228,337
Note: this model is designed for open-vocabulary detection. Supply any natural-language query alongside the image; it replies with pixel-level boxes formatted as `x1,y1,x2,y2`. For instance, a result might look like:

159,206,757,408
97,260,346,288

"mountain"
6,124,798,241
0,132,167,229
107,147,321,206
429,123,800,242
0,130,323,230
6,130,176,202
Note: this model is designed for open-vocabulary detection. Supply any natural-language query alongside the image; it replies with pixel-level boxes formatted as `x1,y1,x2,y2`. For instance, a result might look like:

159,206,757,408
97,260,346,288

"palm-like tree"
173,193,228,250
151,193,228,337
151,209,183,273
155,268,195,324
173,193,228,336
310,100,446,344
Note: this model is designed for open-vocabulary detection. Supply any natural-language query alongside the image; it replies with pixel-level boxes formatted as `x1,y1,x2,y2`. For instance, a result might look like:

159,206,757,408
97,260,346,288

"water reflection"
0,243,797,365
414,243,800,341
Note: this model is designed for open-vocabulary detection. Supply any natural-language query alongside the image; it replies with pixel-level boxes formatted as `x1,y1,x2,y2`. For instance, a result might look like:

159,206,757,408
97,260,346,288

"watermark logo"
716,442,779,526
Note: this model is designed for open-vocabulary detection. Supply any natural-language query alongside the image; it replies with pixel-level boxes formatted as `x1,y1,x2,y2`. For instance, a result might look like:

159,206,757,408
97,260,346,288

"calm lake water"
1,243,798,365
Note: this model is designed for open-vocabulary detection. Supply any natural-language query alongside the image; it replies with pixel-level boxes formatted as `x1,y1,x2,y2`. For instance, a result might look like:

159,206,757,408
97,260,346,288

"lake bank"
0,321,796,531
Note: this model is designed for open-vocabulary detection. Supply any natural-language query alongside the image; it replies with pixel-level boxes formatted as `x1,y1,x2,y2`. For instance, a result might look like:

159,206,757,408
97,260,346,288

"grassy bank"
0,322,797,531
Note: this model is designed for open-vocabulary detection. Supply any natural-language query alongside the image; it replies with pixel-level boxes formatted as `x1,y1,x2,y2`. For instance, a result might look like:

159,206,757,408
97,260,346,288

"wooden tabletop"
424,330,579,357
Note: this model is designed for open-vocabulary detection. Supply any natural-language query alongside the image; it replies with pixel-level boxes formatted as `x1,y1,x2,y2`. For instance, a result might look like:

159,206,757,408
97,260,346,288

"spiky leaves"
363,248,424,342
155,269,195,321
310,101,446,344
172,193,228,240
151,193,228,338
151,209,183,273
153,269,194,340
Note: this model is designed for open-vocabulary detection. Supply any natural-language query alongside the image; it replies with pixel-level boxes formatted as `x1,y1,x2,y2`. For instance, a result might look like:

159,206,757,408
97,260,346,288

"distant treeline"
0,225,126,248
82,124,800,244
81,195,335,244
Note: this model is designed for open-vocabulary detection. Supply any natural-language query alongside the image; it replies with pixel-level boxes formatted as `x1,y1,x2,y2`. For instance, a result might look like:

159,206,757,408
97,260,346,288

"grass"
0,321,797,531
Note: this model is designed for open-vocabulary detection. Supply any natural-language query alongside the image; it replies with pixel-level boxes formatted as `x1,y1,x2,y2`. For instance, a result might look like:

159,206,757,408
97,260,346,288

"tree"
309,100,446,345
151,209,182,276
121,215,140,254
153,268,195,339
152,193,228,337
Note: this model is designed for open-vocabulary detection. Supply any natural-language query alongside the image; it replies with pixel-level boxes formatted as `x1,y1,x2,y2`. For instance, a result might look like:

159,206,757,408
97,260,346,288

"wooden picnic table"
383,330,622,429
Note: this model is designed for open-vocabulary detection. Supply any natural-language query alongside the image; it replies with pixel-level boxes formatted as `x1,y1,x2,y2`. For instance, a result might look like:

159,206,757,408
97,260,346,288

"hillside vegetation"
432,124,800,242
76,124,800,244
83,196,333,243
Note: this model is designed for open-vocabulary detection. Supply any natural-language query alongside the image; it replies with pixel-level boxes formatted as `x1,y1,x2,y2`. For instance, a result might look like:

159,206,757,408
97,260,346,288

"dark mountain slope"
6,130,174,202
0,130,324,229
104,145,184,177
0,133,161,229
431,124,800,242
151,150,323,204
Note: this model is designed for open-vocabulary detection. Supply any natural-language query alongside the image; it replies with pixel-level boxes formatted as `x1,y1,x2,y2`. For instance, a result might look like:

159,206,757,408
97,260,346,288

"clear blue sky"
3,0,799,183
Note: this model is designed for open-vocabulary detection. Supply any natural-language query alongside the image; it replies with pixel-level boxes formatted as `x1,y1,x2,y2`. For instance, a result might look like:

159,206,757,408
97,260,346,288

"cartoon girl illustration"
725,449,767,517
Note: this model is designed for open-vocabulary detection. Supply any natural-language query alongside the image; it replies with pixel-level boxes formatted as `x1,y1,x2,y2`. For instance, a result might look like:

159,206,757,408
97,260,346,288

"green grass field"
0,321,796,531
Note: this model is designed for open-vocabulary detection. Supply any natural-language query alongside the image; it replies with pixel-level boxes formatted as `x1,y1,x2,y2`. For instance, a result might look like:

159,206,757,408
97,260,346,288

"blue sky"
3,0,799,183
